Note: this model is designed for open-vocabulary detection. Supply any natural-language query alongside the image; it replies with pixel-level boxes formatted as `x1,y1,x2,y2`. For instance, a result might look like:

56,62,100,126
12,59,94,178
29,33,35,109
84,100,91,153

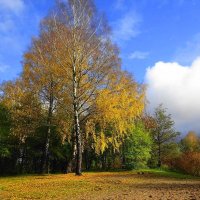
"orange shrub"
176,152,200,176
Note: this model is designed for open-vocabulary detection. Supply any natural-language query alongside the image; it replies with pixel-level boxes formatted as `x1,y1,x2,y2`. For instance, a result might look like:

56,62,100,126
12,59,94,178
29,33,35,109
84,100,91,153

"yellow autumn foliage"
1,79,42,142
85,70,146,153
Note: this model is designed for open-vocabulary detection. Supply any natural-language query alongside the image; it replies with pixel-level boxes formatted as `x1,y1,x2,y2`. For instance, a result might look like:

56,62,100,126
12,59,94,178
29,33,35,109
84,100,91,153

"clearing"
0,170,200,200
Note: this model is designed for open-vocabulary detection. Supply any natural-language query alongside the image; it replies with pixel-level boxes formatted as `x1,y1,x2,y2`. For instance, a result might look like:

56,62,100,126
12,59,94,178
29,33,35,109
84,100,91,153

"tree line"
0,0,199,176
0,0,145,175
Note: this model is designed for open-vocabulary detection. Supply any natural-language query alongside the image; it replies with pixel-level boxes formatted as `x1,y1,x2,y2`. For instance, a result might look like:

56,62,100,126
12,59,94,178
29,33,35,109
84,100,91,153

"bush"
124,123,152,170
176,152,200,176
161,142,181,169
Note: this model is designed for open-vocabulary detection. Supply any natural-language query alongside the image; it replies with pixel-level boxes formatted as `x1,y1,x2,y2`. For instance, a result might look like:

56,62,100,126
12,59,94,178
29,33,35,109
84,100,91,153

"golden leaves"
85,71,146,153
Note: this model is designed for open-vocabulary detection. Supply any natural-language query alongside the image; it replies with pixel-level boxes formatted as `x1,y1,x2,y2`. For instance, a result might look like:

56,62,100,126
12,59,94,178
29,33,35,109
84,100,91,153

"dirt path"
83,173,200,200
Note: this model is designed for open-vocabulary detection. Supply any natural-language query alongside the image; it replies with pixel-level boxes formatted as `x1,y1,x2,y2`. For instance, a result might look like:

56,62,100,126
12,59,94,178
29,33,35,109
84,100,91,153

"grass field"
0,170,200,200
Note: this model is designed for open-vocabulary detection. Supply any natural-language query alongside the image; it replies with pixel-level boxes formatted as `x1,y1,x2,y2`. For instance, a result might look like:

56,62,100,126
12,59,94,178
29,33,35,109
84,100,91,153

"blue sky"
1,0,200,133
1,0,200,82
95,0,200,83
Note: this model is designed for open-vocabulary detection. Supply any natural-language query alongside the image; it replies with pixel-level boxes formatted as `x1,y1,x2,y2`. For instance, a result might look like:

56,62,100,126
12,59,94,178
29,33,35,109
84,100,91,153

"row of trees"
0,92,181,175
0,0,146,175
171,131,200,176
0,0,199,176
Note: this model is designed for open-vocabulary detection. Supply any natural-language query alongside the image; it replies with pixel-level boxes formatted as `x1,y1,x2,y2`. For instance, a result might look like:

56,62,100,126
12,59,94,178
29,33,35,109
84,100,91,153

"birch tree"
48,0,120,175
18,0,145,175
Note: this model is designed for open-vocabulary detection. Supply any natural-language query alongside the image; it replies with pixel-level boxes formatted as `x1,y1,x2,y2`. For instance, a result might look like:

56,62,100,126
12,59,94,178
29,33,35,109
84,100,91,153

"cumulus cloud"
129,51,149,60
145,57,200,134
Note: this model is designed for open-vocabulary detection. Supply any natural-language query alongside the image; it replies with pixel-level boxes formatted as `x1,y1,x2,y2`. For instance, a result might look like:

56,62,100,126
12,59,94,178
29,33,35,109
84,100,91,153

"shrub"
124,123,152,170
176,152,200,176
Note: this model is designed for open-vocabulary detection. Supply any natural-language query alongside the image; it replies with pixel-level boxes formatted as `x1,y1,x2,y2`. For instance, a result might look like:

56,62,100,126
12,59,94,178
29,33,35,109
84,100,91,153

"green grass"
139,168,200,179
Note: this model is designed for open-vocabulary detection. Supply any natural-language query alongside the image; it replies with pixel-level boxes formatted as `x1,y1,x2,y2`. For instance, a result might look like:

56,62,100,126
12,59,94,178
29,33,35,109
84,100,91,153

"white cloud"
112,12,141,42
0,0,25,14
145,57,200,134
129,51,149,60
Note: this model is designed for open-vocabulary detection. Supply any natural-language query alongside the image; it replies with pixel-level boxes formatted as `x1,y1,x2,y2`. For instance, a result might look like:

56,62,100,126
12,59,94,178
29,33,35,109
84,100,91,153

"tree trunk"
158,143,161,168
75,107,82,175
72,59,82,175
66,140,76,173
42,80,54,174
19,144,25,174
42,127,50,173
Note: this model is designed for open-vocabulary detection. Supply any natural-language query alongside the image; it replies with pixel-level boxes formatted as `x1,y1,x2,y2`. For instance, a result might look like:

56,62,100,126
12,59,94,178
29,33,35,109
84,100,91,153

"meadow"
0,170,200,200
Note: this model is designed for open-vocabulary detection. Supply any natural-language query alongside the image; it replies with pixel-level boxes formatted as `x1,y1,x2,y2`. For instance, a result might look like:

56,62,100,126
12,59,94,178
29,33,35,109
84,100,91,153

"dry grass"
0,171,200,200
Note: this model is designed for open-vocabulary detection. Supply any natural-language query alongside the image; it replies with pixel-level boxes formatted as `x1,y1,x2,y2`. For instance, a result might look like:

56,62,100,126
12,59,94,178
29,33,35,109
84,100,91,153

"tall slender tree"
151,104,180,167
48,0,120,175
